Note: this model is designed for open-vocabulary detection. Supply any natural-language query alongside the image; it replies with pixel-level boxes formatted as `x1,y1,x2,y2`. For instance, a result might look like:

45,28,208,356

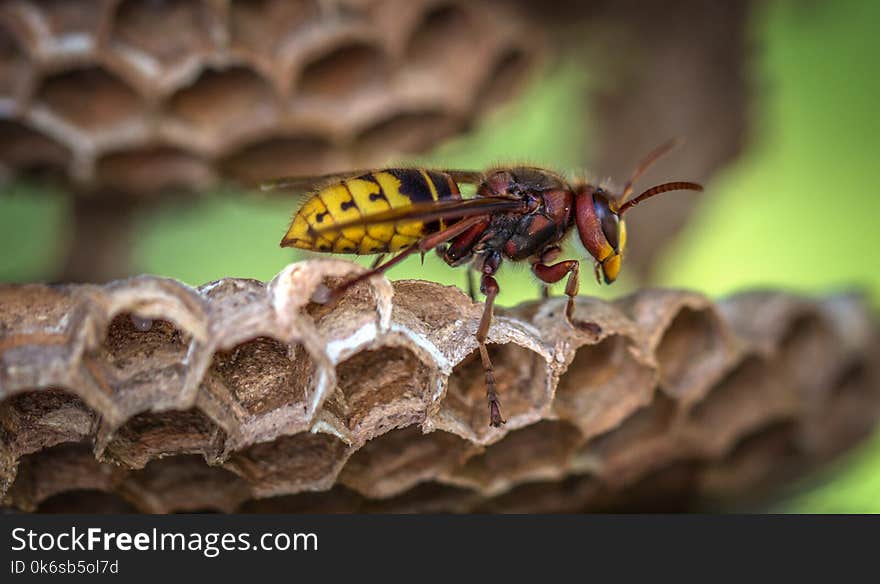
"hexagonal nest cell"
6,442,121,511
229,0,319,60
86,314,192,404
34,66,143,133
28,0,111,40
441,342,550,439
685,355,797,458
776,312,843,397
338,424,474,497
332,345,435,434
580,392,681,487
122,455,250,513
476,46,533,113
220,134,336,186
355,109,463,158
110,0,218,73
0,262,878,513
166,66,281,145
655,306,728,401
224,430,350,497
209,335,316,419
449,420,584,495
697,420,803,503
405,2,476,65
97,408,224,468
554,334,655,439
0,388,96,459
296,41,390,100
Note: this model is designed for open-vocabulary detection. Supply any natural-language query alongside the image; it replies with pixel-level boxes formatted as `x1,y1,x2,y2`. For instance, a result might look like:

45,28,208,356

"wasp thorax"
480,167,566,201
480,170,517,198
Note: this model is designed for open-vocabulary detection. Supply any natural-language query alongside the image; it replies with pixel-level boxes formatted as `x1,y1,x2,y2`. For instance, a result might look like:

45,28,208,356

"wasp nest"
1,259,877,513
0,0,540,192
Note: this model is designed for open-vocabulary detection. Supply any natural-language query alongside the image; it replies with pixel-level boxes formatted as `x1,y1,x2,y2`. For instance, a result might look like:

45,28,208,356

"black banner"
0,514,872,580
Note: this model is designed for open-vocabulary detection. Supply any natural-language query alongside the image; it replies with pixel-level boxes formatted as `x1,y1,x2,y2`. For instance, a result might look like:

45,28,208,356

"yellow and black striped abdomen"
282,169,462,254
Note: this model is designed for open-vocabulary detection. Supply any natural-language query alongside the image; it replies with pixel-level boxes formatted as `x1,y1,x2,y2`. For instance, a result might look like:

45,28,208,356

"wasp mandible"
263,140,703,428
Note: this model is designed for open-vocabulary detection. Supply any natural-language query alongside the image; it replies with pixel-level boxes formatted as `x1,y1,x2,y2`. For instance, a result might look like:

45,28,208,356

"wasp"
262,140,702,428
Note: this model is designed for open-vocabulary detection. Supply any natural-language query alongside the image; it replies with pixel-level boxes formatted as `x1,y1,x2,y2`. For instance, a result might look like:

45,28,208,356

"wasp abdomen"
282,168,461,254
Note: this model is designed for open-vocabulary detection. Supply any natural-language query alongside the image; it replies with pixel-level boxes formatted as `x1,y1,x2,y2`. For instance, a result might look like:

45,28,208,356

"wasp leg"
532,260,601,335
322,215,490,303
537,246,562,300
477,272,505,427
369,254,387,269
592,261,603,285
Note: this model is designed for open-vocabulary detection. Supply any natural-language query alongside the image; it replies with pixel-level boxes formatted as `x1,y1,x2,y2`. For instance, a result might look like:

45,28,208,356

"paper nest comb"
0,0,539,193
1,258,878,513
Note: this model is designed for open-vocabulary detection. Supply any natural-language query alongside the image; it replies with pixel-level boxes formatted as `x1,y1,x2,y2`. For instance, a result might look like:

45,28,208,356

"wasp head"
575,180,703,285
574,141,704,285
573,185,626,285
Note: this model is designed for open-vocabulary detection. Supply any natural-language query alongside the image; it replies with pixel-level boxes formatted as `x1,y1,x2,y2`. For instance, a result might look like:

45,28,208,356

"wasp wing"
261,168,485,194
260,170,377,193
441,170,484,184
310,196,525,239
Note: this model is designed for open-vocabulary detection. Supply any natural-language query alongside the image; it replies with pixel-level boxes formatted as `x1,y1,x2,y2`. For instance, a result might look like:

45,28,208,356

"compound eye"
592,195,620,251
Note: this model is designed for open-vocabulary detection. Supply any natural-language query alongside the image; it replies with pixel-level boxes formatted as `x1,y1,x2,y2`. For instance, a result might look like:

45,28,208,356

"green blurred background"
2,0,879,511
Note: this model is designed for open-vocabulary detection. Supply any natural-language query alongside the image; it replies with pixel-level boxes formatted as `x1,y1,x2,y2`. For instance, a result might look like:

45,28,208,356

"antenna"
617,181,703,215
618,138,683,204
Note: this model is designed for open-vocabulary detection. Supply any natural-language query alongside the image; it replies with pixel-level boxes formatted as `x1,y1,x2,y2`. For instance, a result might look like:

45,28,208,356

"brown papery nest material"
1,260,878,513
